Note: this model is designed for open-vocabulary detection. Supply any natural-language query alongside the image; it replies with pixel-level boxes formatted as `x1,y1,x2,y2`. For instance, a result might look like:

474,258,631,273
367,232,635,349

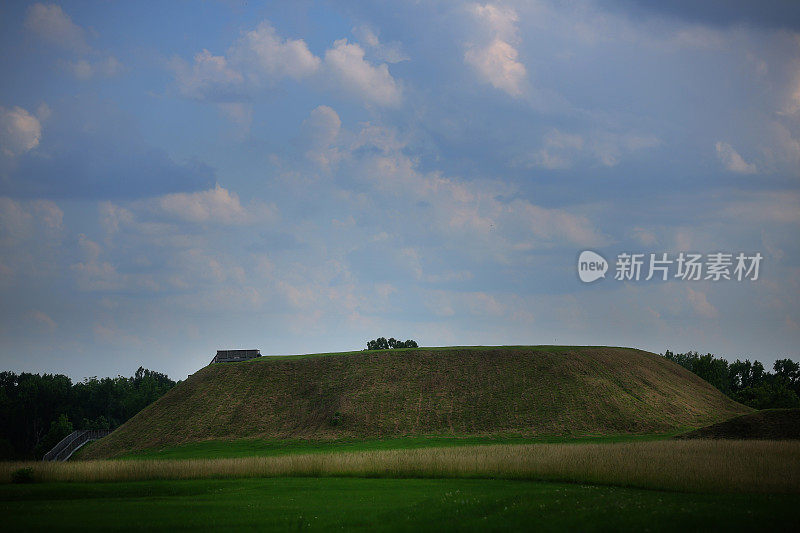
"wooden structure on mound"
211,349,262,364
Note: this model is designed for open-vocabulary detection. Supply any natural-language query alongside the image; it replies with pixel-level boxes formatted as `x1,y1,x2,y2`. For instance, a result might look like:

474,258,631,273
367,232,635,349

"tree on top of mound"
366,337,418,350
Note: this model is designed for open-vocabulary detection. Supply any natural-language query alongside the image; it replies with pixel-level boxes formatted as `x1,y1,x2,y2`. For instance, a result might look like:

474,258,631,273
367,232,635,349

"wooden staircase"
42,429,112,461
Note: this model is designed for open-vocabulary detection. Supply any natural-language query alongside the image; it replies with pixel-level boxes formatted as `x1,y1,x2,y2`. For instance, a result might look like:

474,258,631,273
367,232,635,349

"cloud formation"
174,20,401,107
352,26,409,64
300,105,342,168
715,141,757,174
1,0,799,380
324,39,403,106
2,99,214,198
236,21,321,81
329,115,603,252
25,3,121,80
25,3,88,53
521,129,660,169
0,106,42,157
156,185,277,225
68,56,123,80
464,3,527,97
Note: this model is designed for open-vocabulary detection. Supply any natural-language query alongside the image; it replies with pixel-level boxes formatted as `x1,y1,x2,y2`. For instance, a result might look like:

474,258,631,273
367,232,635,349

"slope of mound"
83,346,750,459
676,409,800,440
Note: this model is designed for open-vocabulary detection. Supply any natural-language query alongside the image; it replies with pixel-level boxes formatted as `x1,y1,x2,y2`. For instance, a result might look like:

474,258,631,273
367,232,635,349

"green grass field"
8,422,800,531
1,477,797,532
95,433,676,461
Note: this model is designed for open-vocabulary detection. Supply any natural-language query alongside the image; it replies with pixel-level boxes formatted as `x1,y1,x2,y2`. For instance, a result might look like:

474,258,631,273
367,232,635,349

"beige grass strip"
3,440,798,494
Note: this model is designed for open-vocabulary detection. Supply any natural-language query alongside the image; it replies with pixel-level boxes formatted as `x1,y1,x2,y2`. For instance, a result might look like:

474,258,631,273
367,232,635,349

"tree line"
662,351,799,409
366,337,418,350
0,367,176,460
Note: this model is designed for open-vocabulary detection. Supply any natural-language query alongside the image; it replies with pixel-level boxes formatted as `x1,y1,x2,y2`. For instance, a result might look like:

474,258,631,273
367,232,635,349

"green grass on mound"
1,478,797,532
94,433,675,461
82,346,750,459
676,408,800,440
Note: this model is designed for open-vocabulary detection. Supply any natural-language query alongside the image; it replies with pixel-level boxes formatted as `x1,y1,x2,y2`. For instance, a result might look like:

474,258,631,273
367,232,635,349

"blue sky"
1,1,798,380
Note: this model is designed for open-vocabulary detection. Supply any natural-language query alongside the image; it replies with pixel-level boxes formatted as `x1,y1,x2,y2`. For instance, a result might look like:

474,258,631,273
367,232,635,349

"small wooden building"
211,349,262,364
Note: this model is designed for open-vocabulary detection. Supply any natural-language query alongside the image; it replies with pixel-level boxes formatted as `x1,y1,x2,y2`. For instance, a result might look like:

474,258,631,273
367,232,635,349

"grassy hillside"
82,346,750,459
104,434,670,461
676,409,800,440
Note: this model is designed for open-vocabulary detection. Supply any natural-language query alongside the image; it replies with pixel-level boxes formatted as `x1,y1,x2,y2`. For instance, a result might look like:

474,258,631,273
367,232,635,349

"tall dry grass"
3,440,798,493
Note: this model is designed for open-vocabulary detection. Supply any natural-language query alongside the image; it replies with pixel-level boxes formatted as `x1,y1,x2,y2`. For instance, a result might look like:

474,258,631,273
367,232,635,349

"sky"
0,0,799,381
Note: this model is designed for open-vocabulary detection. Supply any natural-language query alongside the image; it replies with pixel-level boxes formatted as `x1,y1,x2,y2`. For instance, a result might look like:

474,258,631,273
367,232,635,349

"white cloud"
715,141,757,174
36,103,51,122
69,59,93,79
25,4,123,80
520,129,659,169
175,22,319,101
766,121,800,176
302,105,341,147
174,50,245,100
99,201,134,234
77,233,101,263
465,38,527,97
786,75,800,115
347,122,603,251
29,310,57,330
0,198,63,294
425,289,534,321
25,3,89,53
352,26,409,63
374,283,397,299
591,133,660,167
353,122,407,153
67,56,123,80
630,227,658,246
398,247,473,283
530,130,584,169
93,323,142,346
218,103,253,134
0,197,62,244
300,105,342,168
0,197,33,243
156,185,276,225
471,3,519,40
174,21,402,108
324,39,402,106
0,106,42,156
277,279,318,310
687,287,718,319
721,191,800,224
31,200,63,230
671,26,726,50
506,198,600,247
235,21,321,80
465,4,526,97
71,234,123,291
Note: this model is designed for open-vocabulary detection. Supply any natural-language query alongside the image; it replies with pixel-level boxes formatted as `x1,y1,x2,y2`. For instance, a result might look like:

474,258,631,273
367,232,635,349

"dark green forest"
0,367,176,460
663,351,800,409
